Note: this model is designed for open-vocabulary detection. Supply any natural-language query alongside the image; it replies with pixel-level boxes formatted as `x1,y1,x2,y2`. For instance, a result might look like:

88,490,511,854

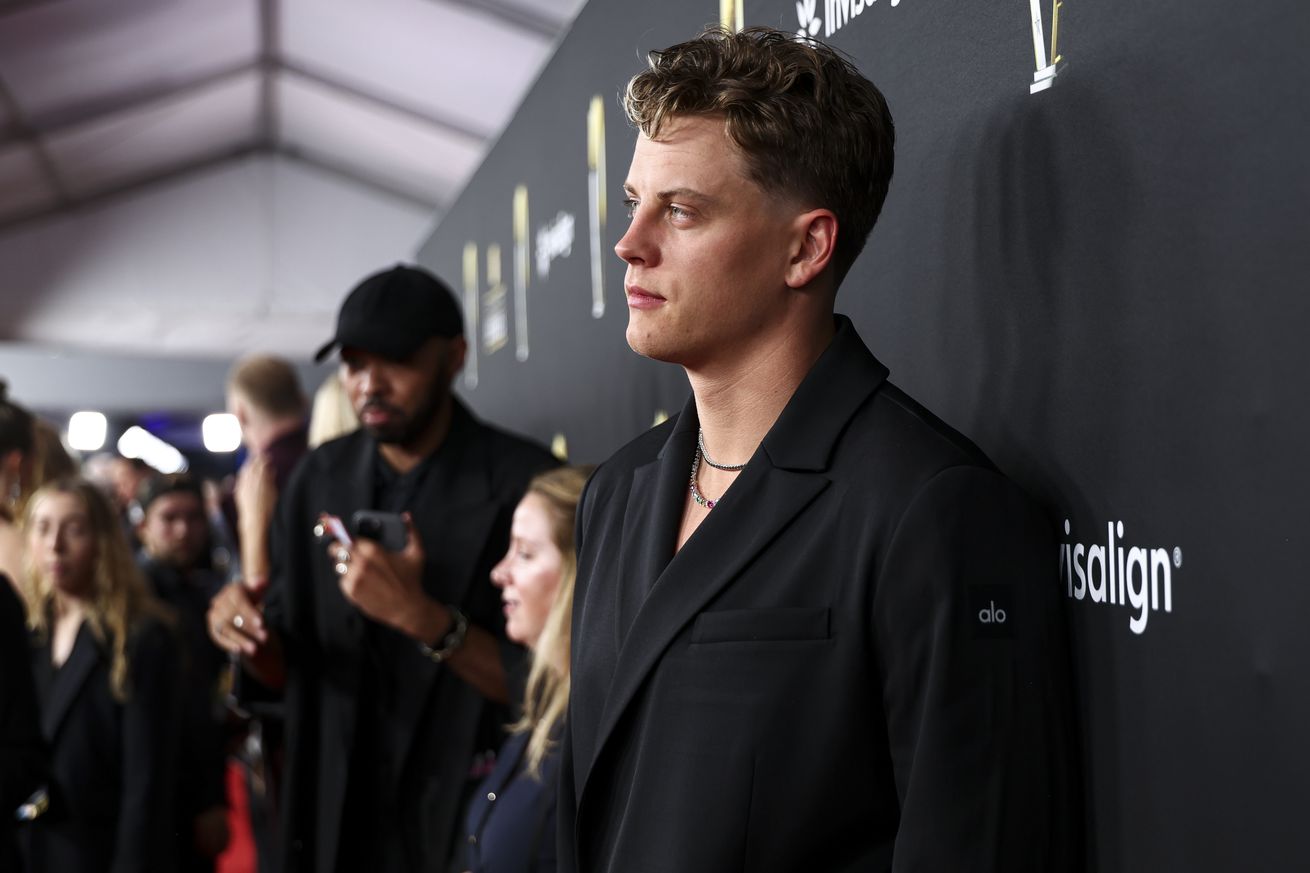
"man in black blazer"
208,265,557,873
559,27,1081,873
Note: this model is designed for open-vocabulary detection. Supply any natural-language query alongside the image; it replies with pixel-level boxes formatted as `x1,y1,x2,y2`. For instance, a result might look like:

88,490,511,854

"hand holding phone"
350,510,408,552
313,513,353,548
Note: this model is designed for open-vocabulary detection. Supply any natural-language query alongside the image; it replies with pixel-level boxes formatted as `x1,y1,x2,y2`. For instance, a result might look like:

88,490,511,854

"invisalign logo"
794,0,906,43
1059,519,1180,635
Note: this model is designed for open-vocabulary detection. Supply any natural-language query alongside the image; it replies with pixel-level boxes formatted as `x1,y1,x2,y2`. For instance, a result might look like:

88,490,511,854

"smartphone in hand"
350,510,407,552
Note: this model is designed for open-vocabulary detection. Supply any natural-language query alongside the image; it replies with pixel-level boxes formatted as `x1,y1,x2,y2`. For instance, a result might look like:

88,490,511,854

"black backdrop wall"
416,1,1309,868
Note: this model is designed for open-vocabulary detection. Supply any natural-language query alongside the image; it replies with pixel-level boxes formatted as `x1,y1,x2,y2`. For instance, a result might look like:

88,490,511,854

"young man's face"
339,336,463,447
139,491,209,570
616,114,802,370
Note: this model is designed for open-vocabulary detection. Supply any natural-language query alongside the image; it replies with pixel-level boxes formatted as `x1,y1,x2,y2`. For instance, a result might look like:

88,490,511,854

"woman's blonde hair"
510,464,592,778
22,477,168,701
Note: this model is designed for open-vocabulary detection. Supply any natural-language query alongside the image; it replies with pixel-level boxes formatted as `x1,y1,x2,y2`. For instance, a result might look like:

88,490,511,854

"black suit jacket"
1,578,45,873
26,617,182,873
263,401,557,873
560,317,1080,873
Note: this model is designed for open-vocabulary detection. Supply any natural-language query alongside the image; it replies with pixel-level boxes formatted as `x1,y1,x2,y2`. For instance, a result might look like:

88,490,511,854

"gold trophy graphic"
462,242,480,389
587,96,607,319
513,185,530,361
720,0,743,32
1028,0,1066,94
483,243,509,356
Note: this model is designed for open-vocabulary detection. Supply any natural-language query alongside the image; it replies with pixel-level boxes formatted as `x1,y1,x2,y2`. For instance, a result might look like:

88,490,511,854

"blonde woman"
21,478,181,873
463,465,591,873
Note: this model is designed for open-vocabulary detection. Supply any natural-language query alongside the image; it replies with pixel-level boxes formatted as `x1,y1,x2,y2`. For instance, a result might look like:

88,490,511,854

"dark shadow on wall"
933,79,1143,873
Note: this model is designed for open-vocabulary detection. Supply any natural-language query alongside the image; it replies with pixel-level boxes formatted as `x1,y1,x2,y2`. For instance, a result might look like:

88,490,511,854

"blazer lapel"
613,404,697,647
40,624,102,740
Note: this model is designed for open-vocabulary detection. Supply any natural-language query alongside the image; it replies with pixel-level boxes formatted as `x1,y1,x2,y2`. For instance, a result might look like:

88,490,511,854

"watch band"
418,605,469,663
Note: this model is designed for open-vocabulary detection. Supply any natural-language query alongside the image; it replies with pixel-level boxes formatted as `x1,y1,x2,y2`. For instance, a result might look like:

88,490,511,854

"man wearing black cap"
208,264,557,873
136,474,230,872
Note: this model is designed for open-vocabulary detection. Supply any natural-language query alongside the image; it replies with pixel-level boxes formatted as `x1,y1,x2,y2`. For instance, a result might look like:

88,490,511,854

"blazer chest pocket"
690,606,830,644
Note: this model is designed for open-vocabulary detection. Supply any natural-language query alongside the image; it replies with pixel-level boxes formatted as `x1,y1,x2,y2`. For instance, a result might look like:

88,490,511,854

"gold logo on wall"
587,95,607,319
720,0,744,32
551,432,569,460
462,242,480,389
1028,0,1066,93
483,243,509,356
513,185,530,361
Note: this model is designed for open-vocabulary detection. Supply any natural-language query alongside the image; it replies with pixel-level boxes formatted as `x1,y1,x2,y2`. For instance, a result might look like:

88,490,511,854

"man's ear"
446,336,468,380
785,208,838,289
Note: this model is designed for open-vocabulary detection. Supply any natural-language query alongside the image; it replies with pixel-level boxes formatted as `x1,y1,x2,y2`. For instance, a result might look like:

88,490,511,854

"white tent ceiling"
0,0,586,404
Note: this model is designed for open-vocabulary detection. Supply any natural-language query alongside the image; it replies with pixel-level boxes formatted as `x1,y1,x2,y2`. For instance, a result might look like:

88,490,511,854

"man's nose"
615,209,657,267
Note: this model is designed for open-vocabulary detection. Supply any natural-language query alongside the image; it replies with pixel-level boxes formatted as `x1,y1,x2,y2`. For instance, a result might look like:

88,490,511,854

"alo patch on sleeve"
969,585,1016,640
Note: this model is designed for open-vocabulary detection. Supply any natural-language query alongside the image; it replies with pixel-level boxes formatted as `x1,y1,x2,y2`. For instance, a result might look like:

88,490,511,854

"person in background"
223,353,310,873
1,389,87,599
1,575,45,873
0,382,36,590
101,455,156,551
30,420,77,488
208,264,557,873
306,371,359,449
136,474,230,871
21,477,181,873
462,465,590,873
225,354,310,595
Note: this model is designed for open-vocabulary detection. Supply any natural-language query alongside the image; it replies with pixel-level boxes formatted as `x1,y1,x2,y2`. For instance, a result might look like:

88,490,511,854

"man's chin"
364,423,409,445
625,325,677,364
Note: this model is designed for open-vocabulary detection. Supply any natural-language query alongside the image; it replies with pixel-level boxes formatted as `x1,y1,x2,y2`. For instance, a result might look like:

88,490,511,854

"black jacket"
264,401,557,873
0,578,45,873
26,616,182,873
560,317,1081,873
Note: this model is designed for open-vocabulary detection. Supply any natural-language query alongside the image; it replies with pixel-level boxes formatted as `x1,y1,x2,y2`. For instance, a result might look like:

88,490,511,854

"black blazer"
1,578,45,873
26,616,182,873
559,317,1081,873
263,401,557,873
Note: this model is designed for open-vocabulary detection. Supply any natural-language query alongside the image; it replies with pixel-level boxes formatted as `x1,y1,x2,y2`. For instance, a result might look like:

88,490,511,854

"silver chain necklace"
697,428,748,471
688,447,721,509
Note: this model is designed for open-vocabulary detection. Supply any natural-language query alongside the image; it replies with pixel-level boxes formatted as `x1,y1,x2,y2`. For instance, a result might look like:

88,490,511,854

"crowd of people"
1,25,1081,873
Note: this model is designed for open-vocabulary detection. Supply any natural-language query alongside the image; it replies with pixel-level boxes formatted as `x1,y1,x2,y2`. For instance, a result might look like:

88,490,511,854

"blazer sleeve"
872,466,1081,873
113,621,183,873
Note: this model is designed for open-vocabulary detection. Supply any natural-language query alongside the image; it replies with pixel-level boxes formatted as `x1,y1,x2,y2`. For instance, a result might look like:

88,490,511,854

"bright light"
116,426,188,474
67,411,107,451
202,413,242,453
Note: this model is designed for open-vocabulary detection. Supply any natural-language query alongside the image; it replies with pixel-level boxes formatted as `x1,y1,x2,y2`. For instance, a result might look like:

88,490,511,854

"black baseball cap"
314,264,464,363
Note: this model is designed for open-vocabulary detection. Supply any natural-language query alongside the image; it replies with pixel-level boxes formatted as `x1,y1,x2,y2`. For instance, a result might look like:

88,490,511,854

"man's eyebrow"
622,184,716,205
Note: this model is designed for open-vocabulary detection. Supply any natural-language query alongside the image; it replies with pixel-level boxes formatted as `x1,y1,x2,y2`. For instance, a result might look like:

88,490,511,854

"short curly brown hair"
623,26,895,285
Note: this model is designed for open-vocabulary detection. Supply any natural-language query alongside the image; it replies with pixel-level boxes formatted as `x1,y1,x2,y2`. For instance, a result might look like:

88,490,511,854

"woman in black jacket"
20,477,181,873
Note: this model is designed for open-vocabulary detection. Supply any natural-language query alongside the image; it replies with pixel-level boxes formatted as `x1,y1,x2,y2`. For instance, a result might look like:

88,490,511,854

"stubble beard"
367,362,451,448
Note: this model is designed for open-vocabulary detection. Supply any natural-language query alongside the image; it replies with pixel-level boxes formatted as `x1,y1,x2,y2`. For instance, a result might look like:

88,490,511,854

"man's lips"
360,403,400,425
626,285,665,310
